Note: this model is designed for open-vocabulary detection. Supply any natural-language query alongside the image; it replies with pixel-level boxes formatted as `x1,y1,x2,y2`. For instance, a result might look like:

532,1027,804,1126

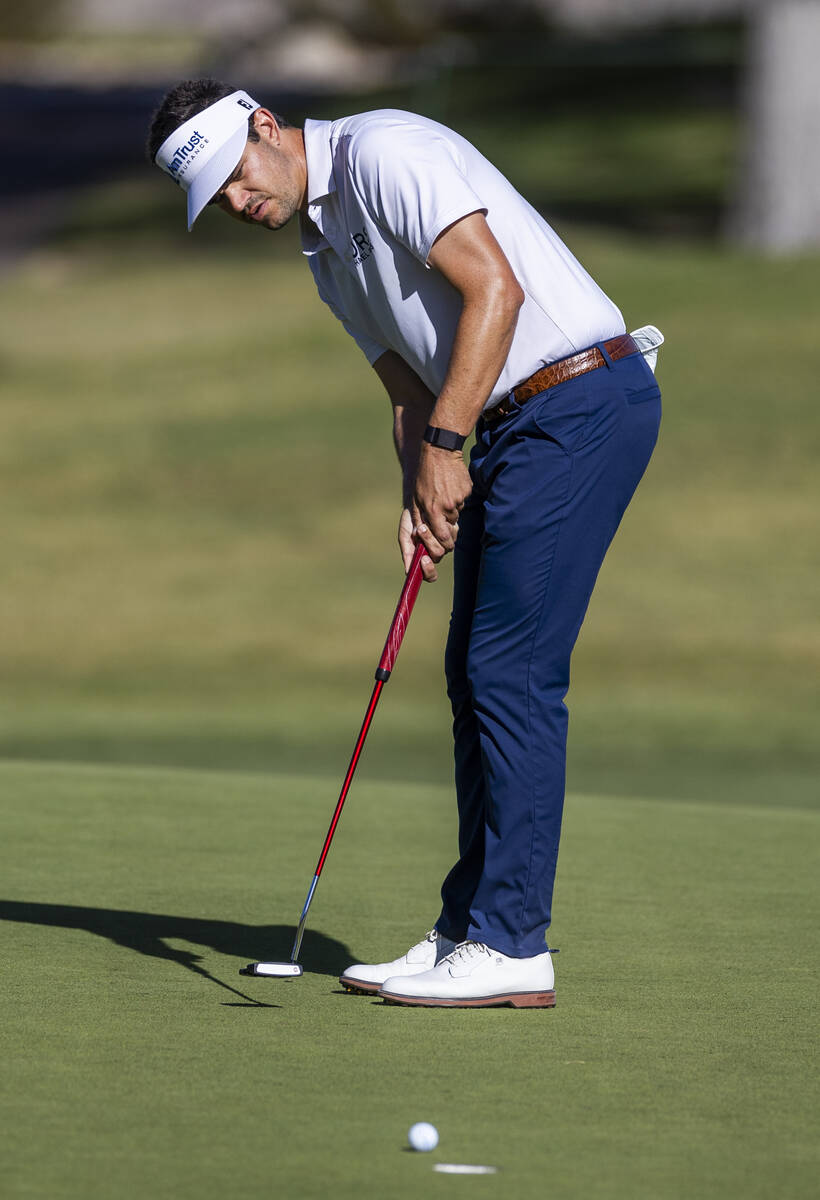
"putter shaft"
290,874,318,963
242,545,427,980
288,543,427,964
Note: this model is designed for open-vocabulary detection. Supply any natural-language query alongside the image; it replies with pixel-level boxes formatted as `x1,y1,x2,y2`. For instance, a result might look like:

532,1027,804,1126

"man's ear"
252,108,280,144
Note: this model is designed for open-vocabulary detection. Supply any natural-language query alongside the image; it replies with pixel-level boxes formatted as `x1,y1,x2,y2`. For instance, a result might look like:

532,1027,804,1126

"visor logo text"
168,131,209,177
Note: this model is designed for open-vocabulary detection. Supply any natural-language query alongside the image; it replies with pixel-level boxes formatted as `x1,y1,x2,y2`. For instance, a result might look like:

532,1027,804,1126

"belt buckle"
489,390,518,426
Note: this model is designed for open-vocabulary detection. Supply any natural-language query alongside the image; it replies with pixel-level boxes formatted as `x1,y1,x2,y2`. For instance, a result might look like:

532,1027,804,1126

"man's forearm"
425,212,525,438
394,402,432,506
373,350,436,504
428,285,522,438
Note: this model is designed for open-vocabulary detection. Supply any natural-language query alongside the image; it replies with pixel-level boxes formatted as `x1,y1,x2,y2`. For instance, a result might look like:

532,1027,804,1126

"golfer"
148,82,662,1008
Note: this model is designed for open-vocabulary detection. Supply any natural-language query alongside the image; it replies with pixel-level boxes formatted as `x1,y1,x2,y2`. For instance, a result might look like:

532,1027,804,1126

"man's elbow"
462,265,525,325
508,276,526,315
494,272,525,324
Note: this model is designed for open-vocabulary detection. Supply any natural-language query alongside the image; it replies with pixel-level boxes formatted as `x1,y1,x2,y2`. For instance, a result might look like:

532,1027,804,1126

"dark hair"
146,78,291,162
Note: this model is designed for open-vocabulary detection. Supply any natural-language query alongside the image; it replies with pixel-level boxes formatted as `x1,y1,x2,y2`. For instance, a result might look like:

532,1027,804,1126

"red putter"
240,542,428,979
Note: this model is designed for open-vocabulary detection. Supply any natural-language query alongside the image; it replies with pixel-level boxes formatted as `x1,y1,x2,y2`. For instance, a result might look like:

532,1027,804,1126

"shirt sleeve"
347,120,487,265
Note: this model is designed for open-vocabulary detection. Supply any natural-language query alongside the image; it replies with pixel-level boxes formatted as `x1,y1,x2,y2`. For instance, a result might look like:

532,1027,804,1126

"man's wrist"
423,424,466,452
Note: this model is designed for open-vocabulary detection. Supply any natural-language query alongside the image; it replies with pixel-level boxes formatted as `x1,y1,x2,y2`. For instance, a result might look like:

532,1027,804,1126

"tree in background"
302,0,820,252
0,0,65,37
5,0,817,251
539,0,820,252
728,0,820,251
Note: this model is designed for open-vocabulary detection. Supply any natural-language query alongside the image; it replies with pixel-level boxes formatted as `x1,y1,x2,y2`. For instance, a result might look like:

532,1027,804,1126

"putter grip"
376,543,426,678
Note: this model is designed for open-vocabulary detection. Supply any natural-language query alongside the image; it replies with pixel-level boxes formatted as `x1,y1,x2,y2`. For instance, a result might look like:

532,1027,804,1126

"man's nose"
223,184,246,214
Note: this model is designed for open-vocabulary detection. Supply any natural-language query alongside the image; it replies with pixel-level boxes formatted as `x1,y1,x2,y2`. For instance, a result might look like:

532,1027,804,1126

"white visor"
155,90,261,230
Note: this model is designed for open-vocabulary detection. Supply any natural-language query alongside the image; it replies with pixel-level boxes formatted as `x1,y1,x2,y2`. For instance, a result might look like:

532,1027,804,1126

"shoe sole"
339,975,382,995
380,990,556,1009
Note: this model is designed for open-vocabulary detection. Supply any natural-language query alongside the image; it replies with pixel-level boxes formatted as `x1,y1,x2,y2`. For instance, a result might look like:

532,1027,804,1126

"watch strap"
423,425,466,451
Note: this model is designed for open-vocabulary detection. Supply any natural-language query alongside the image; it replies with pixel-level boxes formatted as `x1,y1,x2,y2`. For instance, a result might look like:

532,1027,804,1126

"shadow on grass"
0,900,352,1006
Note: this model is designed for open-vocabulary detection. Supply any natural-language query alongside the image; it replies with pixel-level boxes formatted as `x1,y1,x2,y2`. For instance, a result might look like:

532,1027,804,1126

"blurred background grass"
0,11,817,811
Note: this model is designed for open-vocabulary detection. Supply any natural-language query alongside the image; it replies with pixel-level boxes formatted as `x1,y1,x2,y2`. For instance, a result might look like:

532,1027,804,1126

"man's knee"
464,643,501,712
466,637,572,716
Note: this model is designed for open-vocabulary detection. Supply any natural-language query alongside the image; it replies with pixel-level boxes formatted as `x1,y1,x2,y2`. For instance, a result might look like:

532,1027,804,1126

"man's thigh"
468,365,660,687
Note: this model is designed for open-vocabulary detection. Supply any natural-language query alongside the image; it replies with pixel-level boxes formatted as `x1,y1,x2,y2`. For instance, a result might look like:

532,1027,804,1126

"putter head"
239,962,303,978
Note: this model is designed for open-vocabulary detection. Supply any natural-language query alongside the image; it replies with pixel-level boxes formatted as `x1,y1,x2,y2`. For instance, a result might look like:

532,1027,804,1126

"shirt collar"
300,119,336,257
303,118,335,206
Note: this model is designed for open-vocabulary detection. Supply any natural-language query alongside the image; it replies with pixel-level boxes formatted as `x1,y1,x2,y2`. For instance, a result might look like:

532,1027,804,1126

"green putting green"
1,759,816,1199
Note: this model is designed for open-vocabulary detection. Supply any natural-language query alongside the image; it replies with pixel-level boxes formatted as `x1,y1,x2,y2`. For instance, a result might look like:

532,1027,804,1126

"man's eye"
208,162,243,206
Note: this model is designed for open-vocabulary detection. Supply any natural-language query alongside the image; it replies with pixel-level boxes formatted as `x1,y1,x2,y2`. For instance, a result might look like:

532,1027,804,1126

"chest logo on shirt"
348,227,374,266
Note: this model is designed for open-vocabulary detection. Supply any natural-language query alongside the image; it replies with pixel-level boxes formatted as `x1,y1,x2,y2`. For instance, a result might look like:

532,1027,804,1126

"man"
148,80,662,1008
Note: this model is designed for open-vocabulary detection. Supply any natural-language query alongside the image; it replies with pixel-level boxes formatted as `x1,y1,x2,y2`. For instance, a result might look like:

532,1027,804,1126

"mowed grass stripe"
0,760,816,1199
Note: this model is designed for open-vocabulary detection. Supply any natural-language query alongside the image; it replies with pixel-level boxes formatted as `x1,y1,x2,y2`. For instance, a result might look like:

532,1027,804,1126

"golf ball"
408,1122,439,1152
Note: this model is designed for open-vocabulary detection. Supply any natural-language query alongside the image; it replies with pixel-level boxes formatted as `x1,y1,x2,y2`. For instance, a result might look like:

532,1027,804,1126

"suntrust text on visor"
155,91,261,230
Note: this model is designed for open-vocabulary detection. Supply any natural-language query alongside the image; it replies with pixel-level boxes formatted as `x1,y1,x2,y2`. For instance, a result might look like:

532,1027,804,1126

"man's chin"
260,208,295,232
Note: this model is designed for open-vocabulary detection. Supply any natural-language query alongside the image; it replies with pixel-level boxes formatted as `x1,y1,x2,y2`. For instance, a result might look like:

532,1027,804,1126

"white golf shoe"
340,929,457,995
379,940,556,1008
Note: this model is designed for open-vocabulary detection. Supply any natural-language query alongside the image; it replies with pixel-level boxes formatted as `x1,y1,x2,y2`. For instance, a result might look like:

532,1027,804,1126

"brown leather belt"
483,333,639,427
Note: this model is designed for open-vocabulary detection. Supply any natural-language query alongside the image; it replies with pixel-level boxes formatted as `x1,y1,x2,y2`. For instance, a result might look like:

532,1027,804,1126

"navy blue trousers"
435,347,662,958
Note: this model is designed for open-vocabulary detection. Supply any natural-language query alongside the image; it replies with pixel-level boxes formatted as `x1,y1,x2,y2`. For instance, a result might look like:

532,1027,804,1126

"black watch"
423,424,466,451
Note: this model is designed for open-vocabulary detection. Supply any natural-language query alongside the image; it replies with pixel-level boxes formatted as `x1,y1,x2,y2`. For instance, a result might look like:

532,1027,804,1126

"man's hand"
413,442,472,563
398,507,439,581
397,442,471,582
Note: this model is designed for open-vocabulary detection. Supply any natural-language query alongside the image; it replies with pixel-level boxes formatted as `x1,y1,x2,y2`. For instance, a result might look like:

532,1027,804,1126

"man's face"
210,110,305,230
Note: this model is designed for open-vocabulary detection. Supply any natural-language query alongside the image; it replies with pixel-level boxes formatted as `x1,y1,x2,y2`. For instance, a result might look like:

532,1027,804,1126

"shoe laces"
441,940,490,966
406,930,439,956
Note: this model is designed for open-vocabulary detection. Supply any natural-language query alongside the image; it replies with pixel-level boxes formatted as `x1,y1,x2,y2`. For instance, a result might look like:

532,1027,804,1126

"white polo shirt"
300,110,625,408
